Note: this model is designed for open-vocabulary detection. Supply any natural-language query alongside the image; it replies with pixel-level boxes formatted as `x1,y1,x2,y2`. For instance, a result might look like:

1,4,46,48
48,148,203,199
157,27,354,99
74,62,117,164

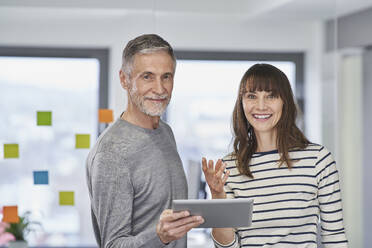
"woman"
202,63,348,247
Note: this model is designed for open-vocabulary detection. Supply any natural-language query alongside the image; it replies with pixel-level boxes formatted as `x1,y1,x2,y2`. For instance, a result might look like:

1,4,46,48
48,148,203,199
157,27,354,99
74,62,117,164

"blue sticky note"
33,171,49,185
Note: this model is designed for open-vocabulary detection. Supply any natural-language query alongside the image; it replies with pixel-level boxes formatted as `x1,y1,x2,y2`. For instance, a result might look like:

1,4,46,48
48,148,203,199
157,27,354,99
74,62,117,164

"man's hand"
156,209,204,244
202,157,229,199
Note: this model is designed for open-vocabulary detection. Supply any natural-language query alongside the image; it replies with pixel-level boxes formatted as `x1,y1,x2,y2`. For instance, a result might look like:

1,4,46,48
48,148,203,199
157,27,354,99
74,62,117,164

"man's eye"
143,74,151,80
163,74,173,81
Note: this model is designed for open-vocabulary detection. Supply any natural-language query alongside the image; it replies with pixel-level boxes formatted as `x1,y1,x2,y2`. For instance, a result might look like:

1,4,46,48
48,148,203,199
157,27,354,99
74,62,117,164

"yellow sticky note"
2,206,19,223
37,111,52,126
59,191,74,205
75,134,90,149
4,144,19,159
99,109,114,123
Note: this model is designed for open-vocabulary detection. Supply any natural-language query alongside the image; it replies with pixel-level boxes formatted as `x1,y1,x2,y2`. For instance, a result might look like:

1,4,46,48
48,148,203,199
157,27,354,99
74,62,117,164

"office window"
0,48,108,247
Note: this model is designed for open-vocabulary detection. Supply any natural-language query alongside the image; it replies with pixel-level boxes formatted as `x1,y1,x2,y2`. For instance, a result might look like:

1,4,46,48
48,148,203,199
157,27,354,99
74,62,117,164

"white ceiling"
0,0,372,21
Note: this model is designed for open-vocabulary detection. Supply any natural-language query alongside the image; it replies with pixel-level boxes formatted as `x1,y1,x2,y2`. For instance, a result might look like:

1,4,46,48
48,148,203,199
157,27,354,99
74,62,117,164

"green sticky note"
37,111,52,126
4,144,19,159
75,134,90,149
59,191,74,205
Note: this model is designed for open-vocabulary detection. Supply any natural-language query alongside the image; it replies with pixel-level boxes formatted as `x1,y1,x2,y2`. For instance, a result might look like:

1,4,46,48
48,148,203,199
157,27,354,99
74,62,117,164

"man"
86,34,204,248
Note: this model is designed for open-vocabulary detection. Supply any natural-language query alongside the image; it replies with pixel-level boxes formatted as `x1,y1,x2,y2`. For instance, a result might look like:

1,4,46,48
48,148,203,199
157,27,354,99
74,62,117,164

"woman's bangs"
245,76,280,97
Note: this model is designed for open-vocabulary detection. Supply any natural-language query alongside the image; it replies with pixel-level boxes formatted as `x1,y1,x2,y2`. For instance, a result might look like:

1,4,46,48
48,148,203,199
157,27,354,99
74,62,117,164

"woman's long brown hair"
232,63,310,178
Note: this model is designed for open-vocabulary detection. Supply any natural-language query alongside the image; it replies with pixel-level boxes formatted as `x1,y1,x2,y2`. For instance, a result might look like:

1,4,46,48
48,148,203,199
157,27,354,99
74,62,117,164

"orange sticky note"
2,206,19,223
99,109,113,123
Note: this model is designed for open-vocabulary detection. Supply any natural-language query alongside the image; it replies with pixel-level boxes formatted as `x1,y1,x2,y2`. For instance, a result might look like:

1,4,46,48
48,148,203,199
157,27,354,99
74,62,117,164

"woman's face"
242,88,283,137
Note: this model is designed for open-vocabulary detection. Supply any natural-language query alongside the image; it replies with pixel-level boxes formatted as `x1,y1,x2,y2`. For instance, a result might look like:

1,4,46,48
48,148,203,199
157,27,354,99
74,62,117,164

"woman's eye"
246,94,256,99
267,94,277,99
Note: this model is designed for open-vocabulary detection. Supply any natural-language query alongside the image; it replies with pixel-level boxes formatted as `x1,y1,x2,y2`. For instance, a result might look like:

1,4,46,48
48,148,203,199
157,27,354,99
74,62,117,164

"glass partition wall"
0,48,108,247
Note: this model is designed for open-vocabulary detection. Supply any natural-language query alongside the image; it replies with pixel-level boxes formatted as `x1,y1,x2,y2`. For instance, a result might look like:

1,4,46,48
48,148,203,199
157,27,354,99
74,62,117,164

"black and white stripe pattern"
212,144,348,248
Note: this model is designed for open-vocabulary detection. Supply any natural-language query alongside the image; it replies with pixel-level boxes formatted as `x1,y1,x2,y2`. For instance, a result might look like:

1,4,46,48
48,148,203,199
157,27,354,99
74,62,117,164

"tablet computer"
172,198,253,228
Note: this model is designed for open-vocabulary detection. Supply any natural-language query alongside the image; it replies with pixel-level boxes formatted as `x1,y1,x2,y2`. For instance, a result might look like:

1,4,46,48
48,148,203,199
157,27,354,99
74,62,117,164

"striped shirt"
212,144,348,248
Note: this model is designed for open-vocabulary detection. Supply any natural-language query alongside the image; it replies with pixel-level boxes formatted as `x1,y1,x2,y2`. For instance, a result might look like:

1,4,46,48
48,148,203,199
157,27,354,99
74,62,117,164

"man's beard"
128,82,170,117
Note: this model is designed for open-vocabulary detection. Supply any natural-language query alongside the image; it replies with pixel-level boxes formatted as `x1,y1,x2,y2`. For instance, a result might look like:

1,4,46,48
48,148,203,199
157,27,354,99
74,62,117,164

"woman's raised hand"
202,157,230,199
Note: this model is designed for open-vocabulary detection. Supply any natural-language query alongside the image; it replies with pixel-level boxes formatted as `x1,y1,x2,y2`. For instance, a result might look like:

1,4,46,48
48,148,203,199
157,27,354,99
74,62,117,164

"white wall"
339,53,364,248
362,49,372,247
0,8,324,143
321,48,367,248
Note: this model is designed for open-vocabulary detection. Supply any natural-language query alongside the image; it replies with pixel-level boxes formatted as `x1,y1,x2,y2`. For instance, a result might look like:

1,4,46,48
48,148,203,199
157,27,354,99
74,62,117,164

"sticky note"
2,206,19,223
33,171,49,185
59,191,74,206
37,111,52,126
75,134,90,149
99,109,114,123
4,144,19,159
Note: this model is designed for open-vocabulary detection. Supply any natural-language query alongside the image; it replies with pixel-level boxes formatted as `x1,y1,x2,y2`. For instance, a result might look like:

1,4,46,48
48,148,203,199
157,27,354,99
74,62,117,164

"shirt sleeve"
89,151,166,248
315,146,348,247
212,231,240,248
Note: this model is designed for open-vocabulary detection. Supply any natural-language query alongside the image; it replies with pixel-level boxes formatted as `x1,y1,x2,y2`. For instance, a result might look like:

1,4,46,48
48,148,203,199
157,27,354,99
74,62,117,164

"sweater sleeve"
315,146,348,247
89,151,166,248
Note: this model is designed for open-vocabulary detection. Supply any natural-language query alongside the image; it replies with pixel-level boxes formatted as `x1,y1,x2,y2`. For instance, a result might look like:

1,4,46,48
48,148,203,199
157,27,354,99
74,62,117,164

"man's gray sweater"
86,118,188,248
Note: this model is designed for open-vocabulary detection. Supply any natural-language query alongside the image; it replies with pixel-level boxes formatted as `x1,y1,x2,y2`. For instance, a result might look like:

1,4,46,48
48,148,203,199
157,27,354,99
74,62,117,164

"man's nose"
153,78,166,95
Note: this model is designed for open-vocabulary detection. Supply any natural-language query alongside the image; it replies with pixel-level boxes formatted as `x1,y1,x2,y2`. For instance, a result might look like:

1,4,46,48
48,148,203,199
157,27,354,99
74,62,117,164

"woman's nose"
257,97,267,110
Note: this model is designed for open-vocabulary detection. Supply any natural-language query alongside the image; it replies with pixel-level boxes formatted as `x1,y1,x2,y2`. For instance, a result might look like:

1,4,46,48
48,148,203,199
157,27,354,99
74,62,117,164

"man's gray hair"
121,34,176,77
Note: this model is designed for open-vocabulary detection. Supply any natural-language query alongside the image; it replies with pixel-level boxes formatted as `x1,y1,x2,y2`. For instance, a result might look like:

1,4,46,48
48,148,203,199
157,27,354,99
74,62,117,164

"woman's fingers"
215,167,223,179
208,159,214,170
222,169,230,184
201,158,229,199
215,159,222,172
202,157,207,172
202,158,229,188
202,158,227,180
215,162,226,179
